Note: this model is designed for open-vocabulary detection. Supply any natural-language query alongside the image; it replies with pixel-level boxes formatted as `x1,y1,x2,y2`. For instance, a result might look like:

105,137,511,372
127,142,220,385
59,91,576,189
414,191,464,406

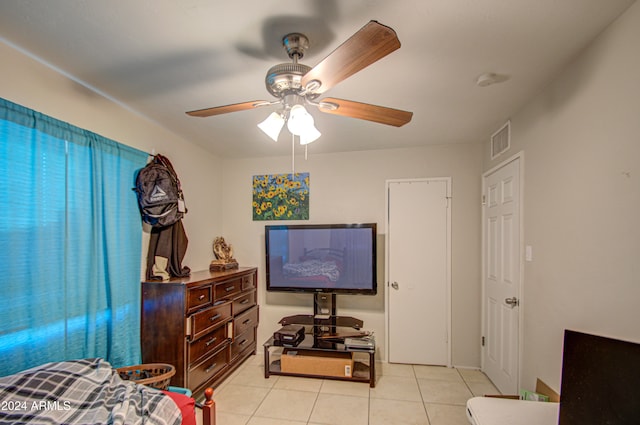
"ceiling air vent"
491,120,511,160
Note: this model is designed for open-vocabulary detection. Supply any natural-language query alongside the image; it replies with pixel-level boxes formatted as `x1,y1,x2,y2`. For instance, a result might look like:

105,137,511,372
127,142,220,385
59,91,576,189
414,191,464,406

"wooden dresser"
141,267,258,397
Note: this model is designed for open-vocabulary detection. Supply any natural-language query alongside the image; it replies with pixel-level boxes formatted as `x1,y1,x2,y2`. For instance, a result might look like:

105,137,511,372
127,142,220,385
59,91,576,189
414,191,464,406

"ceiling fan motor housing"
265,32,321,100
265,62,312,98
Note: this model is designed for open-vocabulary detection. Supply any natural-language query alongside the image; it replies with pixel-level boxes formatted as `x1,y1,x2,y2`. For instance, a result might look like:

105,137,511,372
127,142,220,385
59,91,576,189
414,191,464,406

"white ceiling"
0,0,635,158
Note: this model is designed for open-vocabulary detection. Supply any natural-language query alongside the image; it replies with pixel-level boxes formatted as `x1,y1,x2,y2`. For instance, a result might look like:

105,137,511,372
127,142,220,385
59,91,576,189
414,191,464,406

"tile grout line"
458,368,477,398
411,365,434,425
304,379,323,425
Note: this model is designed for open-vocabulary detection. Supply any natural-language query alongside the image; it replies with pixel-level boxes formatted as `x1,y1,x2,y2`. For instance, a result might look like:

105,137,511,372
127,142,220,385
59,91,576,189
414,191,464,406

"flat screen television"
265,223,377,295
559,329,640,425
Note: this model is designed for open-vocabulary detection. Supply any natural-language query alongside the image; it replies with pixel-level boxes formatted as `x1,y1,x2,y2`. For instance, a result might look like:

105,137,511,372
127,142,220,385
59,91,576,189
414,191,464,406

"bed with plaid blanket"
0,358,181,425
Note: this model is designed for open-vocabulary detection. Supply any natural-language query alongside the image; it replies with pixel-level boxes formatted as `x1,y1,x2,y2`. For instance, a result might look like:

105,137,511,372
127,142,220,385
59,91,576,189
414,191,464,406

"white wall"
0,41,224,273
221,144,483,367
483,1,640,392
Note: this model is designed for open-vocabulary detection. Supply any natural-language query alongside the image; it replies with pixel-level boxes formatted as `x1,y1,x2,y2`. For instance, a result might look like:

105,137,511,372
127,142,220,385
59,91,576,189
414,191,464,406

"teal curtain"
0,98,148,376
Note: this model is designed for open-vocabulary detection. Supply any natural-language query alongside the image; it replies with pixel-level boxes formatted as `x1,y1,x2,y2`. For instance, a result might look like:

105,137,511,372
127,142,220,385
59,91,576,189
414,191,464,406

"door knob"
505,297,519,307
391,282,399,290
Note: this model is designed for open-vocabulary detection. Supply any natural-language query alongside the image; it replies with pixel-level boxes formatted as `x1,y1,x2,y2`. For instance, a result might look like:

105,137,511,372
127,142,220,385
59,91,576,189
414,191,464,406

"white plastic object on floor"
466,397,559,425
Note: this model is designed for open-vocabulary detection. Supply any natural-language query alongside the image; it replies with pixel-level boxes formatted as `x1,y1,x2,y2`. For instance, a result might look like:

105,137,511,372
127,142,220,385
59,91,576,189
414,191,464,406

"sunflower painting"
252,173,310,221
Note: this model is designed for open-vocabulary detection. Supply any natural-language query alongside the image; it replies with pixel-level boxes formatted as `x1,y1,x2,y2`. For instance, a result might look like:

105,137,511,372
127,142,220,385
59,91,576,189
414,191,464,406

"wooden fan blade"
319,97,413,127
301,21,401,95
186,100,269,117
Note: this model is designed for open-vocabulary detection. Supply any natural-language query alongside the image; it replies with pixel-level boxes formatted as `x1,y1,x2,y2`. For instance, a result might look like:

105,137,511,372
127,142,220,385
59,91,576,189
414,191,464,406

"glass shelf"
263,316,376,387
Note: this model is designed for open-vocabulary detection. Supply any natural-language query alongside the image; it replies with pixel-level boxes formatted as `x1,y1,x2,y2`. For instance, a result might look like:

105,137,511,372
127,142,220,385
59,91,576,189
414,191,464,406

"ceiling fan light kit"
299,127,321,145
287,105,318,135
257,112,285,142
186,20,413,147
287,105,321,145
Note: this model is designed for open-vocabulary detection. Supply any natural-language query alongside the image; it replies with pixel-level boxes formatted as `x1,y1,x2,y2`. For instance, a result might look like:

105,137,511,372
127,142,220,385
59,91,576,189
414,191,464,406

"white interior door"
386,178,451,366
482,157,521,394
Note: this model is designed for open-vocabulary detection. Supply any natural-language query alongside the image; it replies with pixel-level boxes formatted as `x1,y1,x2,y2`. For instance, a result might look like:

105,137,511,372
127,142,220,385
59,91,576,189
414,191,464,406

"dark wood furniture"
199,388,216,425
141,267,259,399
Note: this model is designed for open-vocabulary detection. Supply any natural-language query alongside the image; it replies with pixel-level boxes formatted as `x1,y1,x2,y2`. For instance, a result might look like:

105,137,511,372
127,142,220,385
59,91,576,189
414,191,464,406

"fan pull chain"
291,133,295,175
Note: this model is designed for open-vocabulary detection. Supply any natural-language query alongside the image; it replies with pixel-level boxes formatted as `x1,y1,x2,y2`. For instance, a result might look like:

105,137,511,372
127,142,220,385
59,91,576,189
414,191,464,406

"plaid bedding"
0,358,181,425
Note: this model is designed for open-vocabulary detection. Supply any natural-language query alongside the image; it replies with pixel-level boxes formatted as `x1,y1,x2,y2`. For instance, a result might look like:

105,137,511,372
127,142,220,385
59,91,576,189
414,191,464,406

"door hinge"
482,336,486,347
481,194,487,206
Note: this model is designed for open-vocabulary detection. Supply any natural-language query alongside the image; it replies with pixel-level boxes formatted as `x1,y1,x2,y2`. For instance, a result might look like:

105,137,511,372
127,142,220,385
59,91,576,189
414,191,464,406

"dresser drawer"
214,278,242,300
189,324,228,365
232,289,256,315
187,284,212,314
189,345,229,390
232,327,256,359
190,302,231,340
234,305,258,337
241,273,255,291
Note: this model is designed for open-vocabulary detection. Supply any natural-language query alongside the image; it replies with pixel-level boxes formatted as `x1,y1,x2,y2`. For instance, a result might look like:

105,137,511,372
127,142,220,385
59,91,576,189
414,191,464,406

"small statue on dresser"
210,236,239,271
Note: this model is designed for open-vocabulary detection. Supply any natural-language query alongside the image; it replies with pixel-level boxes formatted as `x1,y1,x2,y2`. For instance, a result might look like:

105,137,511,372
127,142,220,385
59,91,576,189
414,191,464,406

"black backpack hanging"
134,154,186,228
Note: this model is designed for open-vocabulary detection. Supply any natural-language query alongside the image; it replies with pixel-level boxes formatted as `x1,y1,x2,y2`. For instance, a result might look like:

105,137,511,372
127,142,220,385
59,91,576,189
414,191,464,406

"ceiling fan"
186,20,413,144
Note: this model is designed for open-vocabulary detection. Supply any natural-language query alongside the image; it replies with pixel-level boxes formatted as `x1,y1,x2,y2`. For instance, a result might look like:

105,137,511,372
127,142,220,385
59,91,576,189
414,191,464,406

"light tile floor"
197,353,499,425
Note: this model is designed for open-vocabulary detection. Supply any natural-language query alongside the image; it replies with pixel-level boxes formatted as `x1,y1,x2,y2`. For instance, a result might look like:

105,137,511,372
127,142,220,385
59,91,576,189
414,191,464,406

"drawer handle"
205,337,217,347
239,339,248,346
198,294,206,300
225,285,235,292
242,319,251,325
205,363,217,374
210,314,221,322
240,299,249,305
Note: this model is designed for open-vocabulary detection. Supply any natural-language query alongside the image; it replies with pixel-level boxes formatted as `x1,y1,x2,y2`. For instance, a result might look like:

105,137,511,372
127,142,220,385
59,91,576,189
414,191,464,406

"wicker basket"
116,363,175,390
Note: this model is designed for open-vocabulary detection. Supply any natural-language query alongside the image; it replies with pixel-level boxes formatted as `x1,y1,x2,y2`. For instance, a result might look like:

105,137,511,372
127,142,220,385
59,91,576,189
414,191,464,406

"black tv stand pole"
313,293,336,318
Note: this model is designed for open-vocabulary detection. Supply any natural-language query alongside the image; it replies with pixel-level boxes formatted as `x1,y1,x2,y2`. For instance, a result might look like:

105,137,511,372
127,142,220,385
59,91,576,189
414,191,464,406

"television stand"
264,299,375,387
264,293,376,387
263,329,376,387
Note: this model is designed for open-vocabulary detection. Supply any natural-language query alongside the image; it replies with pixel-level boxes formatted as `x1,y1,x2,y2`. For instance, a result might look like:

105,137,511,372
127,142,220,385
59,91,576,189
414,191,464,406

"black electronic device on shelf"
273,324,305,346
